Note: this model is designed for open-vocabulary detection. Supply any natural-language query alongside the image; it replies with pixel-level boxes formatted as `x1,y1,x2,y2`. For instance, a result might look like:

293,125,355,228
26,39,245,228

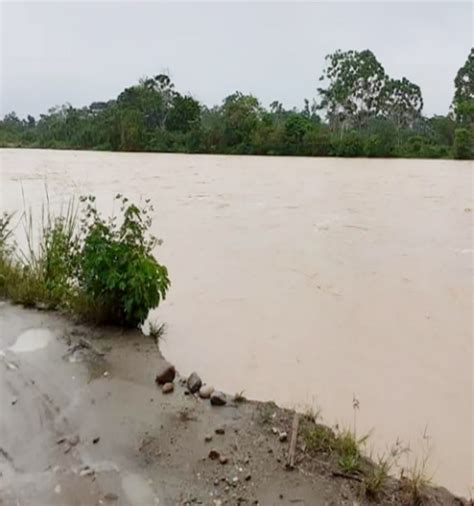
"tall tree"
382,77,423,129
220,92,262,149
166,94,201,132
452,48,474,125
318,49,387,130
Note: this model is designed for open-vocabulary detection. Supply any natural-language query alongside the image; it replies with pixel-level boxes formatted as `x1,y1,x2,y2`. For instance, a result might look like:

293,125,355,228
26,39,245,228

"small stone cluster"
155,362,227,406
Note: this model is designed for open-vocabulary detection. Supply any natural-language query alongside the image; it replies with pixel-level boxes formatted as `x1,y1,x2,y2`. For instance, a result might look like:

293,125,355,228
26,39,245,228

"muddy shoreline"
0,302,467,505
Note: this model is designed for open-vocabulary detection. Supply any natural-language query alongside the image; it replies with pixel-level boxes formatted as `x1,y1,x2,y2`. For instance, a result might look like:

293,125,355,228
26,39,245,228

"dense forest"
1,49,473,159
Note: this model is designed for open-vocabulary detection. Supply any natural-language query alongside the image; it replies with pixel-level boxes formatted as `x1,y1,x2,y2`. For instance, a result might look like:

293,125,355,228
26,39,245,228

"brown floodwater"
0,149,472,496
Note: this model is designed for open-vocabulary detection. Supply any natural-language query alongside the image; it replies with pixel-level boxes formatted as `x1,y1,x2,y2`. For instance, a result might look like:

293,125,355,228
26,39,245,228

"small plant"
233,390,246,403
149,320,166,342
303,405,322,424
301,420,337,454
0,212,16,297
77,195,170,326
335,429,369,474
364,456,391,498
403,453,432,505
364,439,409,499
301,397,369,476
259,402,277,425
399,428,433,505
0,212,15,256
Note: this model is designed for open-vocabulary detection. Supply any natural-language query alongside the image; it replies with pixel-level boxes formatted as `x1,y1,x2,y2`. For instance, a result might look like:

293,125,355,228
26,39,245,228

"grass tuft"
403,453,432,505
258,402,277,425
149,320,166,342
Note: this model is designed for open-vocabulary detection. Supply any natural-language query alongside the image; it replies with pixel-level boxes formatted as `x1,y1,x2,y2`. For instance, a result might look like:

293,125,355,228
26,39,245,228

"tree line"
1,48,472,159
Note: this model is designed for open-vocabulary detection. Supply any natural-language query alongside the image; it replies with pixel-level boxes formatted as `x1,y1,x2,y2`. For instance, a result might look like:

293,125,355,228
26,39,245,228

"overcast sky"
1,1,472,118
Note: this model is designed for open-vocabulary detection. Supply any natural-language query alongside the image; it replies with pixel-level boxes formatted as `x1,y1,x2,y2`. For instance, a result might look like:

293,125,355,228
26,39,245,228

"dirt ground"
0,302,467,506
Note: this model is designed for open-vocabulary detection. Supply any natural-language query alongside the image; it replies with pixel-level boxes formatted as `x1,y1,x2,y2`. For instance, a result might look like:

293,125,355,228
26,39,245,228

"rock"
218,455,228,465
278,431,288,442
210,391,227,406
245,474,251,481
162,382,174,394
155,362,176,385
215,427,225,435
271,427,278,435
187,372,202,393
11,397,18,406
92,437,100,444
79,466,94,477
68,435,80,446
208,449,220,460
204,434,213,442
199,385,214,399
104,492,119,502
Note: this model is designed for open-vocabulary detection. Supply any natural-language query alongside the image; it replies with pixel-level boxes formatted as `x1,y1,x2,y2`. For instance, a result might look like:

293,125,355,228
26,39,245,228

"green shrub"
402,135,425,157
420,144,450,159
332,130,364,157
453,128,472,159
303,129,332,156
1,195,170,328
77,195,170,326
364,134,395,158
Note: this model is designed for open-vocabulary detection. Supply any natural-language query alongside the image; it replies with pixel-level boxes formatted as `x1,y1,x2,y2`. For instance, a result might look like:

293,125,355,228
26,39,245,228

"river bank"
0,302,468,505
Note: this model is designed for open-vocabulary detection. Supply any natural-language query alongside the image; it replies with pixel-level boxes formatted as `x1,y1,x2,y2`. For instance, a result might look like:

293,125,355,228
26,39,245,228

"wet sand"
0,149,472,495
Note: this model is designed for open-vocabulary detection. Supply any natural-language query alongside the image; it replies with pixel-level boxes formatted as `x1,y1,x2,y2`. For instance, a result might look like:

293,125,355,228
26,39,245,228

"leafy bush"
78,195,170,326
420,144,450,159
453,128,472,159
303,128,332,156
332,130,364,157
0,195,170,328
364,134,385,157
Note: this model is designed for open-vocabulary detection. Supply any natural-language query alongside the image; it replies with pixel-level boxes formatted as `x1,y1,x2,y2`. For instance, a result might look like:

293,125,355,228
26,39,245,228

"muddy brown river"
0,149,472,496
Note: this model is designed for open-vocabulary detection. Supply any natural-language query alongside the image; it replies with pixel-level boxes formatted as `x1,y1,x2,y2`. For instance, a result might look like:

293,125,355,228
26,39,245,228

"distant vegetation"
0,195,170,327
1,48,472,159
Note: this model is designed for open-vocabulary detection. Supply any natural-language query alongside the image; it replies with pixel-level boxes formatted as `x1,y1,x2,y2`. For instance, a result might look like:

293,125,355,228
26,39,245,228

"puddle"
8,328,54,353
121,472,159,505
